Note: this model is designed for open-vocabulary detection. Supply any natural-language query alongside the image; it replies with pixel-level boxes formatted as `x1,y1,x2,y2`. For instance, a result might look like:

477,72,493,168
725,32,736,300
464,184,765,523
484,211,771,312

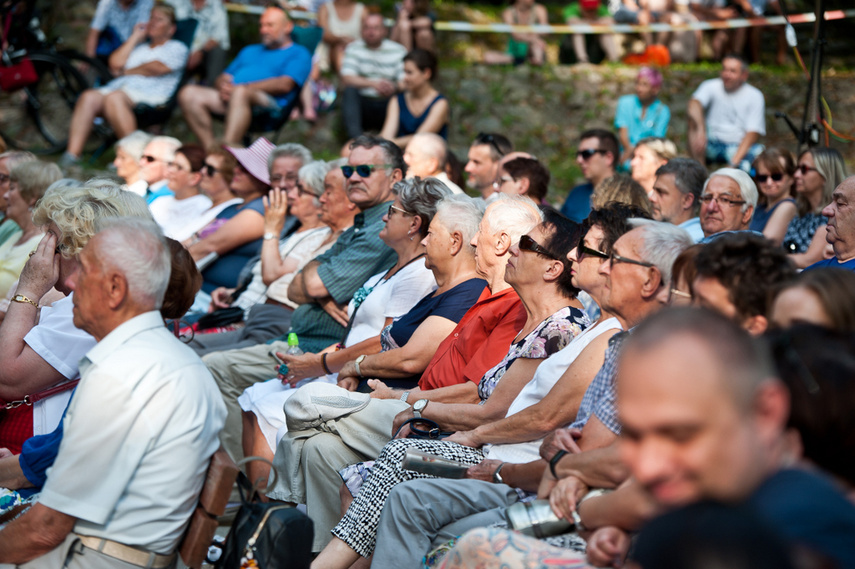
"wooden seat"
179,447,239,569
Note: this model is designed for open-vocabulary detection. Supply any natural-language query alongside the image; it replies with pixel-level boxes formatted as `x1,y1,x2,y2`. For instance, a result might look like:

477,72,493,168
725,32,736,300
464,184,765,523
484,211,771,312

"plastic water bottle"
277,333,303,380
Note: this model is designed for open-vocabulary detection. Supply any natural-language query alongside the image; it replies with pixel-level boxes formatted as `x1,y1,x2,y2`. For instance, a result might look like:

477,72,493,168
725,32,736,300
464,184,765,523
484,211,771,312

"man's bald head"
404,133,448,178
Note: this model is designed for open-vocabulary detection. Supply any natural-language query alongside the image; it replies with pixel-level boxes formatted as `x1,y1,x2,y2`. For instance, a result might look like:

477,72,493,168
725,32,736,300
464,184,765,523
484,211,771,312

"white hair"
146,136,181,161
298,160,331,204
115,131,153,161
628,218,694,286
703,168,758,213
485,194,543,244
269,143,313,171
434,194,485,249
93,218,171,310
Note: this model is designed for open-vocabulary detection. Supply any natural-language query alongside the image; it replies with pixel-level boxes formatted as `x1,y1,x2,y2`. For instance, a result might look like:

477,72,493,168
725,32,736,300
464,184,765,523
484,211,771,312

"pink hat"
224,137,275,186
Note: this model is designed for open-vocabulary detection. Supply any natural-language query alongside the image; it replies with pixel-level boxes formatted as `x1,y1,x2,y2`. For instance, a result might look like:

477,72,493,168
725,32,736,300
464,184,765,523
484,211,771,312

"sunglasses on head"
341,164,394,178
576,149,607,160
518,234,559,260
755,173,784,183
475,132,506,158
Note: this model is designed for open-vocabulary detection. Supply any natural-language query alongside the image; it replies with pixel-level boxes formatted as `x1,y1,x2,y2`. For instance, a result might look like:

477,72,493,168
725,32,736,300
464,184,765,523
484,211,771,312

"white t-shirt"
484,318,623,464
98,39,188,105
24,295,97,436
170,197,243,243
40,312,226,553
692,78,766,145
149,193,214,240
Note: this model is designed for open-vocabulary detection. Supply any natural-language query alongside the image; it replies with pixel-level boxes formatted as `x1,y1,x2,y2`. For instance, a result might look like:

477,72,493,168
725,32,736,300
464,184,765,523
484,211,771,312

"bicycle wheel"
0,51,87,154
58,49,114,89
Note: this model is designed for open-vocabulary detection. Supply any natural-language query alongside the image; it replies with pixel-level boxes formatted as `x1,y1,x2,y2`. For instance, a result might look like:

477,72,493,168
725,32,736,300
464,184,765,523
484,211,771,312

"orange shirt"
418,287,527,390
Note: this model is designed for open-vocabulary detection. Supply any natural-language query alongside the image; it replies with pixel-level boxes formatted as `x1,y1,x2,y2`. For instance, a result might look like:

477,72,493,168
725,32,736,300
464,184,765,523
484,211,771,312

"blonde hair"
32,181,152,257
635,137,678,162
10,160,61,203
592,175,652,214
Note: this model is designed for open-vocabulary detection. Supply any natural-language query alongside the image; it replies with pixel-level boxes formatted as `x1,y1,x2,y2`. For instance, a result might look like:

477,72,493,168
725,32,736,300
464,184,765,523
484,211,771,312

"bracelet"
399,390,410,403
12,294,38,308
321,353,332,375
549,450,568,478
492,462,506,484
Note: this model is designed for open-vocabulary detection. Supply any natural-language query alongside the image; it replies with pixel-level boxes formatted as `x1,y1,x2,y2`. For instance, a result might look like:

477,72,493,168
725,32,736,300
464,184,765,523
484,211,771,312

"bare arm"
108,23,146,74
187,208,264,261
729,131,760,168
122,60,172,77
789,225,829,268
0,234,67,399
85,28,100,58
393,98,450,148
368,381,480,404
447,331,615,447
618,127,633,163
0,453,31,490
260,189,297,286
395,357,545,433
339,315,459,380
243,75,298,96
687,98,707,161
762,200,797,246
379,96,401,142
0,504,76,564
287,260,328,304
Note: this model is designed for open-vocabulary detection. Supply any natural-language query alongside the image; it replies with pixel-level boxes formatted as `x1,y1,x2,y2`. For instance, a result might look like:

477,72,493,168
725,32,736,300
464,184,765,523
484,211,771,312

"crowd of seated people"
1,2,854,567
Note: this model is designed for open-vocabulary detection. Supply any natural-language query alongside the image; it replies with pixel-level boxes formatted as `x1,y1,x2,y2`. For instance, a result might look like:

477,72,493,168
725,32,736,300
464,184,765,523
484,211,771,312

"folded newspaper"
401,449,469,479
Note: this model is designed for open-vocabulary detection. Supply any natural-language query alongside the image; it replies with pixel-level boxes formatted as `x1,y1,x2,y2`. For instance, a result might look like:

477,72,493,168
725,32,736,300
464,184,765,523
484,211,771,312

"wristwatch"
263,232,277,241
413,398,429,418
399,391,411,403
354,354,367,377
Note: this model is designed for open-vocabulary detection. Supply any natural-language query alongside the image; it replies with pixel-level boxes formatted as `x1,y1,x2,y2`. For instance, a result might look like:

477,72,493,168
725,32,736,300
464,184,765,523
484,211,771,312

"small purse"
196,306,244,331
396,418,454,440
0,57,38,92
216,457,313,569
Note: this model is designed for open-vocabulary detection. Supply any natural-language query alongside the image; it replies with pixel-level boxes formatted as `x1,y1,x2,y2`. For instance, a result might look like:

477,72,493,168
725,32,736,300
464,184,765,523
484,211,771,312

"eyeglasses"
141,155,162,163
577,242,608,261
475,133,506,158
387,204,412,217
293,182,319,198
518,234,558,260
576,149,607,161
755,173,784,183
797,164,818,175
698,194,746,208
609,251,655,269
202,163,220,177
341,164,395,178
492,175,514,190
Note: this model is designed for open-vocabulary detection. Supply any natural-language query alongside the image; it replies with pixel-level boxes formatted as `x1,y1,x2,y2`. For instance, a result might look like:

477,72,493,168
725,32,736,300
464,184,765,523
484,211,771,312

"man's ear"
495,231,512,257
681,192,695,213
106,270,129,309
741,205,754,227
743,314,768,336
448,230,464,256
391,168,404,184
517,177,531,196
753,379,790,444
640,266,664,301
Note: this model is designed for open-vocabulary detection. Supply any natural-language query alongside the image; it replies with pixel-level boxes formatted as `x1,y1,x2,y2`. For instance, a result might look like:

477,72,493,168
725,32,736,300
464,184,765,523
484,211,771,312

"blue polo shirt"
225,43,312,108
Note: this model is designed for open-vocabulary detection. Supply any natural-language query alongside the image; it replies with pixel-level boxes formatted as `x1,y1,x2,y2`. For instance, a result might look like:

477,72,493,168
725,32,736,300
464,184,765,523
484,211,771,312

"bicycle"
0,0,112,154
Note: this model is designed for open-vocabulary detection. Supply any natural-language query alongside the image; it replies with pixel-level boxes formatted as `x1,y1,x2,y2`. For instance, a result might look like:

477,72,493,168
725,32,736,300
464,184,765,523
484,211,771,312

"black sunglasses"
576,149,607,161
475,132,507,158
577,241,609,261
141,155,161,163
341,164,394,178
797,164,818,175
519,234,558,260
202,163,219,176
755,173,784,183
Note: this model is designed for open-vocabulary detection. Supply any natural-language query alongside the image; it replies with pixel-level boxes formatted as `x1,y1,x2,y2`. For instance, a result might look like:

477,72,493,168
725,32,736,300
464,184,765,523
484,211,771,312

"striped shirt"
341,39,407,98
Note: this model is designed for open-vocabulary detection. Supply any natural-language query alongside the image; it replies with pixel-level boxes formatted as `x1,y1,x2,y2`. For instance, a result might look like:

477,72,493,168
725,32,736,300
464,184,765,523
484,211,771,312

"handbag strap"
394,417,453,440
1,379,79,410
235,455,278,504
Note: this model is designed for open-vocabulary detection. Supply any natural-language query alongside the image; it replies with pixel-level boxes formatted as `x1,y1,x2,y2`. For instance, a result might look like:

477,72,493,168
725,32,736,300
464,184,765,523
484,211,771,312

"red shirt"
419,287,526,390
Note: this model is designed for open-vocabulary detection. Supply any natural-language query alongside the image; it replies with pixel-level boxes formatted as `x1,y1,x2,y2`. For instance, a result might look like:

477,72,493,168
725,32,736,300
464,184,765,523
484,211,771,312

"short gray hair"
485,194,543,244
394,176,453,238
298,160,331,202
0,150,36,171
435,195,485,250
629,218,694,287
10,160,62,203
146,136,181,161
115,131,153,161
703,168,758,213
269,143,313,171
92,217,171,310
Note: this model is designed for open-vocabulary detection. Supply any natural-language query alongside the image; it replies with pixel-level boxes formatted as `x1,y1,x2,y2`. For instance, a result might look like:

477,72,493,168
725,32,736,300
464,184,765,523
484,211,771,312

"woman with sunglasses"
176,148,242,244
784,147,847,268
188,138,273,294
749,148,797,246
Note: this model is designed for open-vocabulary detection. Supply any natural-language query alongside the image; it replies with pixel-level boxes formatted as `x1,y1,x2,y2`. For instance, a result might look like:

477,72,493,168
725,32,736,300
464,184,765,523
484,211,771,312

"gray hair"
92,217,171,310
809,147,847,214
655,158,708,215
0,150,36,171
45,178,85,193
10,160,62,203
146,136,181,161
628,218,694,287
435,194,485,250
115,131,153,161
327,157,348,170
703,168,758,213
394,176,453,238
485,194,543,244
269,143,313,172
298,160,330,203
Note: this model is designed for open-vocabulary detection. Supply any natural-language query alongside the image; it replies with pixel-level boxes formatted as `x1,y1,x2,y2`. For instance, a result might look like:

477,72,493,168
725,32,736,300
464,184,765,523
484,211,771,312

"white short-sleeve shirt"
691,77,766,145
39,312,226,554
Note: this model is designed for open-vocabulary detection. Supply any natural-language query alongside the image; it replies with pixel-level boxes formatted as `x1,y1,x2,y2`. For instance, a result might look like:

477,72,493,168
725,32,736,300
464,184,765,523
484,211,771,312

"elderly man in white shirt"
0,218,225,568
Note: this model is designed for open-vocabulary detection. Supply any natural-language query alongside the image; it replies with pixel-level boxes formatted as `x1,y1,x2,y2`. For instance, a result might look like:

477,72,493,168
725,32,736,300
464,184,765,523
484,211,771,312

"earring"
409,233,415,241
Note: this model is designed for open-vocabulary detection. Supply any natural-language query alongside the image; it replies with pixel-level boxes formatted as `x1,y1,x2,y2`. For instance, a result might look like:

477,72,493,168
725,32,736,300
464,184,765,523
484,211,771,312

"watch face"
414,399,428,412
